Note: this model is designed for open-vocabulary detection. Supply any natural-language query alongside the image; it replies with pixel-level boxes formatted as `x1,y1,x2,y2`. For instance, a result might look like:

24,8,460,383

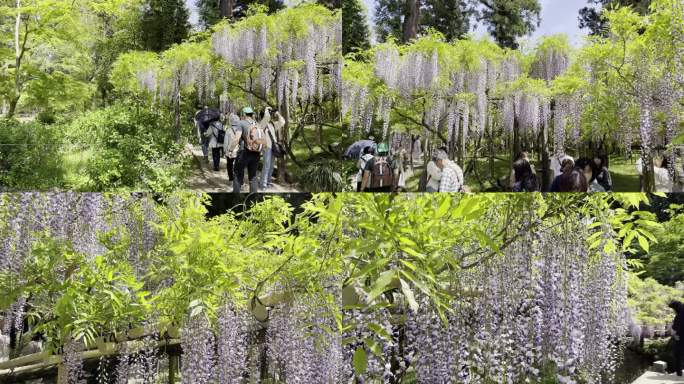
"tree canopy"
373,0,540,48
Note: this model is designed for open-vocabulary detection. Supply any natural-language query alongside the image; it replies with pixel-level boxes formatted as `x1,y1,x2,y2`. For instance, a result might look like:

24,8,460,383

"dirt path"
631,371,683,383
184,145,301,193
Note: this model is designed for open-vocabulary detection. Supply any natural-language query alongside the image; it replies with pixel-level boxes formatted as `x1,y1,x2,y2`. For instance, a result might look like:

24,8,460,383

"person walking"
195,105,211,163
360,143,397,193
260,109,286,190
233,106,268,194
669,300,684,376
205,119,226,172
224,113,241,182
356,146,375,192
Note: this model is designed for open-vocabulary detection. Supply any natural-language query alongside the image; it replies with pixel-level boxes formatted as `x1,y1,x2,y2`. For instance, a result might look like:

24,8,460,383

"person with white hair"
551,152,574,179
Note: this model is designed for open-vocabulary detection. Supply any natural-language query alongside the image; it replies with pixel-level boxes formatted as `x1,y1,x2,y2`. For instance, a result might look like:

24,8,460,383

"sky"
362,0,590,47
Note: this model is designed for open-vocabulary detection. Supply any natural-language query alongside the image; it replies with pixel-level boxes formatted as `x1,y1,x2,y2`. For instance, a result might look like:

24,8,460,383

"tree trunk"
402,0,420,43
220,0,233,20
487,105,495,180
640,152,655,193
7,97,19,119
168,354,179,383
278,91,290,184
8,0,23,119
541,118,550,191
458,116,465,167
174,76,182,142
512,117,521,162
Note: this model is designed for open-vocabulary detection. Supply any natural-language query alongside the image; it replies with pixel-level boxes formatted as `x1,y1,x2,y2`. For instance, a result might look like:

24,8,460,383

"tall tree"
196,0,285,28
140,0,190,52
375,0,471,43
477,0,541,49
342,0,371,54
402,0,420,42
422,0,473,42
579,0,651,36
0,0,91,117
374,0,538,47
374,0,404,42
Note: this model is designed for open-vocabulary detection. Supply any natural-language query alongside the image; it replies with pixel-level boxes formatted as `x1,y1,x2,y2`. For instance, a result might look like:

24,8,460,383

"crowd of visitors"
350,145,678,193
195,105,285,193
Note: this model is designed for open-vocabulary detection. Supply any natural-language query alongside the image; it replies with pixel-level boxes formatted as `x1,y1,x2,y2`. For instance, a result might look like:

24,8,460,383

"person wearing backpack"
360,143,397,193
224,113,242,182
233,106,269,193
260,109,286,190
356,146,375,192
195,105,211,163
205,119,226,172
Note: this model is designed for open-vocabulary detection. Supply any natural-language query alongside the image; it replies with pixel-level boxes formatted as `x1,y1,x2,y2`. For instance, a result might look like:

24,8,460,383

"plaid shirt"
439,165,463,192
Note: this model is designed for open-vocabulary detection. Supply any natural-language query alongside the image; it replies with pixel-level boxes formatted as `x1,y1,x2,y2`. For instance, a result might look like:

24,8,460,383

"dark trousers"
368,186,392,193
233,150,260,193
226,157,235,181
211,148,222,171
675,339,683,376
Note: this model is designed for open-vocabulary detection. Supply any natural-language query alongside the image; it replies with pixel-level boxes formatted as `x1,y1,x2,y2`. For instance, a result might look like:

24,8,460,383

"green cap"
377,142,389,153
242,106,254,115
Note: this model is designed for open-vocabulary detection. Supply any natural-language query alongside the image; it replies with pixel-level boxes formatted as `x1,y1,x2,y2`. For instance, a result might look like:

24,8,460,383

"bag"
245,122,267,153
371,157,394,189
397,172,406,189
212,122,226,145
225,127,241,158
268,129,285,158
420,169,429,192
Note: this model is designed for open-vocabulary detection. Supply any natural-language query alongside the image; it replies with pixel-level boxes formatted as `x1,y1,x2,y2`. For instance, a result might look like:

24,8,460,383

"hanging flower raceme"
343,216,628,383
60,339,86,384
181,315,217,384
217,303,254,383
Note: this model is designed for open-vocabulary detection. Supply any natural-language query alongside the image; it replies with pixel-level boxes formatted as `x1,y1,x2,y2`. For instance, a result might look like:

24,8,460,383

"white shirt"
357,154,374,183
636,158,673,192
426,161,442,191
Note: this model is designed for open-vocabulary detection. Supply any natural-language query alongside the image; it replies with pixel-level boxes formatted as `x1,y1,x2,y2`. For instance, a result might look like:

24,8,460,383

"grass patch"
62,146,93,190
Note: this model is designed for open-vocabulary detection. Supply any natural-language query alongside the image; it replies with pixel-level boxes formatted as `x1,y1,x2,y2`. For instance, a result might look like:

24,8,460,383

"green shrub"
296,159,352,192
64,103,187,192
36,111,56,125
0,119,65,190
627,273,684,327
